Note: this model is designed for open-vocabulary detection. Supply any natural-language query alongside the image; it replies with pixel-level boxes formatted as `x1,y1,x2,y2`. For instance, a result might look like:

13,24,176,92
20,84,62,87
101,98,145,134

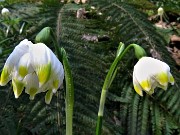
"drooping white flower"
91,6,95,10
98,12,102,16
0,39,64,104
133,57,174,96
158,7,164,16
1,8,10,16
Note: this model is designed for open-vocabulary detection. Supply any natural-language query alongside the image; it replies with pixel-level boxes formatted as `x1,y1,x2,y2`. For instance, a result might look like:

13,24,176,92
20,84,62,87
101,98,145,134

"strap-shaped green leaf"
61,48,74,135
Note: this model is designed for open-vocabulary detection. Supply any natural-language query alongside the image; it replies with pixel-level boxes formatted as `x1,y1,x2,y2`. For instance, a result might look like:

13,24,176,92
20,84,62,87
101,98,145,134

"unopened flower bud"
133,44,147,59
35,27,52,44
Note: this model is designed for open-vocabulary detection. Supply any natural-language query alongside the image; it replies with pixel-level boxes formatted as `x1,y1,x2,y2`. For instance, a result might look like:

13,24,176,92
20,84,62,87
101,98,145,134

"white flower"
1,8,10,16
133,57,174,96
0,39,64,104
91,6,95,10
158,7,164,16
98,12,102,15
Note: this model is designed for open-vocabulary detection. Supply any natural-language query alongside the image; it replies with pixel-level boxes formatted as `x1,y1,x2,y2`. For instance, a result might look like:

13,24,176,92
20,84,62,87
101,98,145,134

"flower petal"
168,72,174,85
17,53,34,80
155,72,168,87
30,43,64,92
29,43,52,86
139,80,151,91
45,89,53,104
7,39,32,67
50,52,64,93
0,66,10,86
24,73,39,100
133,72,143,96
0,39,32,85
12,78,25,98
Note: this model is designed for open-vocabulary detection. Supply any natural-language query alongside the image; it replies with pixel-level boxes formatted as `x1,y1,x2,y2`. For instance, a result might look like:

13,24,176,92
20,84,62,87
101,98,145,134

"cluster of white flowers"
133,57,174,96
0,39,64,104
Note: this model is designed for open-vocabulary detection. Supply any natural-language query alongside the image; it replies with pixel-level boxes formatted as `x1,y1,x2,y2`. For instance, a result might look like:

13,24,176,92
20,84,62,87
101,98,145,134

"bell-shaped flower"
0,39,64,104
133,57,174,96
1,8,10,16
158,7,164,16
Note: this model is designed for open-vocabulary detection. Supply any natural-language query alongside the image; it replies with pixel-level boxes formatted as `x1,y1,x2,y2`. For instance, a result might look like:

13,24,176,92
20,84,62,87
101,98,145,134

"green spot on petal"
45,89,53,104
146,88,155,95
140,80,151,91
29,87,38,100
0,67,10,86
53,79,59,89
37,63,51,86
134,85,143,96
12,79,24,98
18,66,28,78
157,72,168,86
169,75,174,85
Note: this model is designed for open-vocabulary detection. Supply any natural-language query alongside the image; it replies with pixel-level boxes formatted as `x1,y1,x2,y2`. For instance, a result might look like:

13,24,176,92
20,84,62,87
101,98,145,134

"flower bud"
133,44,146,59
35,27,52,44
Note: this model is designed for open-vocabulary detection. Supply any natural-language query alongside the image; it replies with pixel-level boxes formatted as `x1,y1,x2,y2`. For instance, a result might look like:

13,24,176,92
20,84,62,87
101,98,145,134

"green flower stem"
96,44,136,135
96,116,103,135
61,48,74,135
98,89,108,116
160,15,163,22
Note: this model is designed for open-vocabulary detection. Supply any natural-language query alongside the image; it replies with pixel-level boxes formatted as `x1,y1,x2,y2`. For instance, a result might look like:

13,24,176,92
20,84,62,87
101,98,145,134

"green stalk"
96,44,135,135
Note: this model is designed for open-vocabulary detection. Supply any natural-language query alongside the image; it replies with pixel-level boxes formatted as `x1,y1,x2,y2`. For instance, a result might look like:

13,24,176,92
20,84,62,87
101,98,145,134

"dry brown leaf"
170,35,180,42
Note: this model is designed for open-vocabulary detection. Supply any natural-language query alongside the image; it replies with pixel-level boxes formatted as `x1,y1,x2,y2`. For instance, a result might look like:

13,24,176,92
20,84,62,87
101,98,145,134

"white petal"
12,75,25,98
133,71,143,96
50,50,64,92
17,53,34,80
4,39,32,68
24,73,39,100
45,89,53,104
0,39,32,85
29,43,51,86
168,72,175,85
39,54,64,93
29,43,64,90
